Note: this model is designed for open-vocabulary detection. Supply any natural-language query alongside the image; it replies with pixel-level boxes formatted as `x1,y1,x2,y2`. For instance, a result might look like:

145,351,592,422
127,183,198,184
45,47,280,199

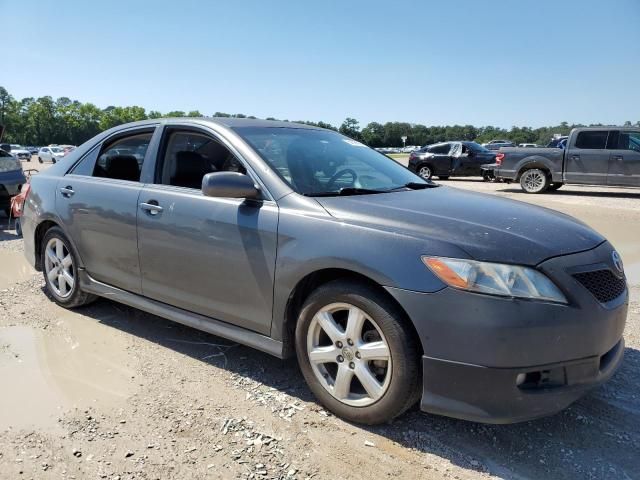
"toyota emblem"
612,250,624,274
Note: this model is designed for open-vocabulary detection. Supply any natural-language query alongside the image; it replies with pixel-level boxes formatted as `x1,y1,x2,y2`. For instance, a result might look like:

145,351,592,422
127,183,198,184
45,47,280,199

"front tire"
295,280,421,425
38,157,43,163
41,227,96,308
520,168,550,194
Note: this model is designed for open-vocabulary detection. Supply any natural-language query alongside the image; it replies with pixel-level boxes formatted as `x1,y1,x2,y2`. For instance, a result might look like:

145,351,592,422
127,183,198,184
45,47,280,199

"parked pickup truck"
491,127,640,193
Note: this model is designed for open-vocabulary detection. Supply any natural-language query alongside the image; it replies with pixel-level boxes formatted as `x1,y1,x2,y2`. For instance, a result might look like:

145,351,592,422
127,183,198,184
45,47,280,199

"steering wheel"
326,168,357,190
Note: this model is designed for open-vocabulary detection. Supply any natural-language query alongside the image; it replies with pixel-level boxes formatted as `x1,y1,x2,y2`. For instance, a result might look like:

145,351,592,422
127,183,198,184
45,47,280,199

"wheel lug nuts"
349,362,355,369
347,339,354,346
337,355,344,363
355,352,361,359
336,341,343,348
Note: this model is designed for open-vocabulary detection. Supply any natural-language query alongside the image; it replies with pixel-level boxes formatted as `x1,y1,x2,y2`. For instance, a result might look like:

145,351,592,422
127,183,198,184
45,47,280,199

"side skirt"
79,271,285,359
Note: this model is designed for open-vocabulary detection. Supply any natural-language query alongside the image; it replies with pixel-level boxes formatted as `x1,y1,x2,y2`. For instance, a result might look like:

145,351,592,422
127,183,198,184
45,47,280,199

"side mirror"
202,171,261,199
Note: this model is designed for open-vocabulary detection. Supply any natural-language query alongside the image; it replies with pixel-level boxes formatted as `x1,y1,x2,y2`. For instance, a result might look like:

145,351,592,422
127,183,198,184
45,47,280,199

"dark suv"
408,141,496,180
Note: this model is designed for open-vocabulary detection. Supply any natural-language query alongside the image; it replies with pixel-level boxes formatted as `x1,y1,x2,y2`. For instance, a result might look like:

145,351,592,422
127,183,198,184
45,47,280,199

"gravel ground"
0,176,639,480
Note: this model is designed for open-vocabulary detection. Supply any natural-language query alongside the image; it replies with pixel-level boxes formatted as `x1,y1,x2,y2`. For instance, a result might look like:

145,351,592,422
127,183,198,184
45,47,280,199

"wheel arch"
33,219,85,272
516,159,552,180
280,268,422,359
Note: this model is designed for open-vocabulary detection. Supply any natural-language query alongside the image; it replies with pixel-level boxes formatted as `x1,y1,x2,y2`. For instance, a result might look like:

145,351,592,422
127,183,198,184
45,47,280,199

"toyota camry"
21,118,627,424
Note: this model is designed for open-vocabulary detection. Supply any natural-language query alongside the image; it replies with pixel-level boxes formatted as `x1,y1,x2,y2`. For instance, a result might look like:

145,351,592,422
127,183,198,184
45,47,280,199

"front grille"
573,269,626,303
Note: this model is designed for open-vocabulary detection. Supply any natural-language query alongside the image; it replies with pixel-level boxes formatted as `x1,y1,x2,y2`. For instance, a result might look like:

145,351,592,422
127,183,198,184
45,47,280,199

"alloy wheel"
44,237,75,298
306,302,392,407
521,169,546,193
418,165,432,179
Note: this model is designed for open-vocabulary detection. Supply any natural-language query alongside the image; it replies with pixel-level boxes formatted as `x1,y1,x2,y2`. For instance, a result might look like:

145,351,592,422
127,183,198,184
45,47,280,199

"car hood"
315,187,605,265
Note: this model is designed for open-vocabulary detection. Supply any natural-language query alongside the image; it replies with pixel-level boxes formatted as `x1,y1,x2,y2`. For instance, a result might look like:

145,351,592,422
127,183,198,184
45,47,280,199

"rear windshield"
0,154,21,173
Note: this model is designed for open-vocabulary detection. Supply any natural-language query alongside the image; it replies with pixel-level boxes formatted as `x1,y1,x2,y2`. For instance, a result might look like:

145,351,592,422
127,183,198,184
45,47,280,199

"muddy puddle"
0,249,35,289
0,310,136,431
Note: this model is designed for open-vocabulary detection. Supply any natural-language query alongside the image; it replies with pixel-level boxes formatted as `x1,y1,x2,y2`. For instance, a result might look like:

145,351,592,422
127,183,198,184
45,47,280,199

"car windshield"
50,147,63,153
234,127,427,196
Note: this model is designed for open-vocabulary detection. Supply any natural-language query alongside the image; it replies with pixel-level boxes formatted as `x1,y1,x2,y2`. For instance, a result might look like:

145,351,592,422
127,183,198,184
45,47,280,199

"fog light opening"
516,368,566,390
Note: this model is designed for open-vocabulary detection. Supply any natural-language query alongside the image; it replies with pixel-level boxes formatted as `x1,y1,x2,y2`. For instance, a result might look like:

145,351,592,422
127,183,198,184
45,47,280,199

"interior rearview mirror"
202,172,261,199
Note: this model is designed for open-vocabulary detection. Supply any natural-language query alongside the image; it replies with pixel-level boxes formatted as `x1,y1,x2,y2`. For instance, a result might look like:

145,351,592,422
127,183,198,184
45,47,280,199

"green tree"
339,117,361,140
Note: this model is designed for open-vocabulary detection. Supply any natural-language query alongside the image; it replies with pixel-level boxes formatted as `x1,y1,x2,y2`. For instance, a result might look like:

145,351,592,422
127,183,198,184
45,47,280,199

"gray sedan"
21,118,627,424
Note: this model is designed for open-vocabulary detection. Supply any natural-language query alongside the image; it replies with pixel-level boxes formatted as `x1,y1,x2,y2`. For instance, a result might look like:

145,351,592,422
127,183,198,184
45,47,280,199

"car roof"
110,117,324,131
573,126,640,131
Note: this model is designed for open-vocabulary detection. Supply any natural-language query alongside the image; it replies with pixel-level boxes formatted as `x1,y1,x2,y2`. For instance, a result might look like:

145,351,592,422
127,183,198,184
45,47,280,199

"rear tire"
41,227,96,308
417,164,433,180
520,168,550,194
38,157,43,163
295,280,421,425
15,218,22,236
438,176,450,180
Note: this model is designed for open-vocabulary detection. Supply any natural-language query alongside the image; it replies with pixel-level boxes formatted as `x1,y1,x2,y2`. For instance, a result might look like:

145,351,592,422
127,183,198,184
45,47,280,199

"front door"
607,130,640,187
56,128,156,293
137,127,278,335
564,130,610,185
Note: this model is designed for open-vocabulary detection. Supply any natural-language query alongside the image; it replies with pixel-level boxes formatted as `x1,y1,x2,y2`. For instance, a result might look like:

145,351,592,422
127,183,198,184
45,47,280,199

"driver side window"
158,130,247,189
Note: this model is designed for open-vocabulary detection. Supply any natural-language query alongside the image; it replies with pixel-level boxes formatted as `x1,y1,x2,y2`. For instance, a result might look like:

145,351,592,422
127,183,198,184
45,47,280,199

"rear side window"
93,133,152,181
158,130,246,189
617,131,640,152
429,143,450,154
575,131,608,149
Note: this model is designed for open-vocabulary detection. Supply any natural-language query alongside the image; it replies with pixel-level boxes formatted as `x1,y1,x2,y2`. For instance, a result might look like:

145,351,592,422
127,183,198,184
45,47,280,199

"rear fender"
516,156,556,181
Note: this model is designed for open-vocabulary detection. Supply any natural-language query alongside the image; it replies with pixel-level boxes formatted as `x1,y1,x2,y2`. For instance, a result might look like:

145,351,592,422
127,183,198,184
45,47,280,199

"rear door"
56,126,158,293
136,126,278,335
454,143,484,175
564,130,610,184
428,143,453,174
607,130,640,186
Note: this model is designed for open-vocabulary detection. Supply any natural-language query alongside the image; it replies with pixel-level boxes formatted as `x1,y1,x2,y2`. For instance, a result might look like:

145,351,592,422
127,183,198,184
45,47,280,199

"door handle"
139,201,163,215
570,155,580,161
612,155,624,161
60,186,75,197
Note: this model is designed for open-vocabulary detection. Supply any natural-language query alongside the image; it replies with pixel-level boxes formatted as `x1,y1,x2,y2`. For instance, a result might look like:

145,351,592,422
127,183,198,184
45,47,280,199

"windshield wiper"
387,182,439,192
306,187,387,197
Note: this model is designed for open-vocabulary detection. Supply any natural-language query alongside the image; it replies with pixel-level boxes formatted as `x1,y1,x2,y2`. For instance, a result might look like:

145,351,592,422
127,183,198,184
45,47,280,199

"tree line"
1,86,638,148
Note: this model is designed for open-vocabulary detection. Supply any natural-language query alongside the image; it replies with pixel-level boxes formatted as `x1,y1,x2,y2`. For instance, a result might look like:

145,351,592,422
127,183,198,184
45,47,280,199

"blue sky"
3,0,639,128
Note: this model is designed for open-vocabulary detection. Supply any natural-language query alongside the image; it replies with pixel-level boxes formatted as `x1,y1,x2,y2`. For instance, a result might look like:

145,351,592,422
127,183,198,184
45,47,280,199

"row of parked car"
0,144,77,163
401,127,640,193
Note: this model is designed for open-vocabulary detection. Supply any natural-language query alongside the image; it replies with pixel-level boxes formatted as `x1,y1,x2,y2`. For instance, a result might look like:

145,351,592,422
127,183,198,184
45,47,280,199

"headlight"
423,256,567,303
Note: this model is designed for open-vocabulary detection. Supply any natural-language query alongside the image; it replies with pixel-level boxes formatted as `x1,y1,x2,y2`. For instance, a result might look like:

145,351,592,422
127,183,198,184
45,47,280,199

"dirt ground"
1,165,639,479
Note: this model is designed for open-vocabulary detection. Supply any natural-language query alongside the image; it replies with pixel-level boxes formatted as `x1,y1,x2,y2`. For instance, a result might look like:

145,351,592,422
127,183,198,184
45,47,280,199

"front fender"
269,195,469,341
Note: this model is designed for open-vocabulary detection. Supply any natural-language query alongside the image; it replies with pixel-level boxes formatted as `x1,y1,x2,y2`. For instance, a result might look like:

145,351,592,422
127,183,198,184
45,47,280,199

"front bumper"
386,241,628,423
420,338,624,423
